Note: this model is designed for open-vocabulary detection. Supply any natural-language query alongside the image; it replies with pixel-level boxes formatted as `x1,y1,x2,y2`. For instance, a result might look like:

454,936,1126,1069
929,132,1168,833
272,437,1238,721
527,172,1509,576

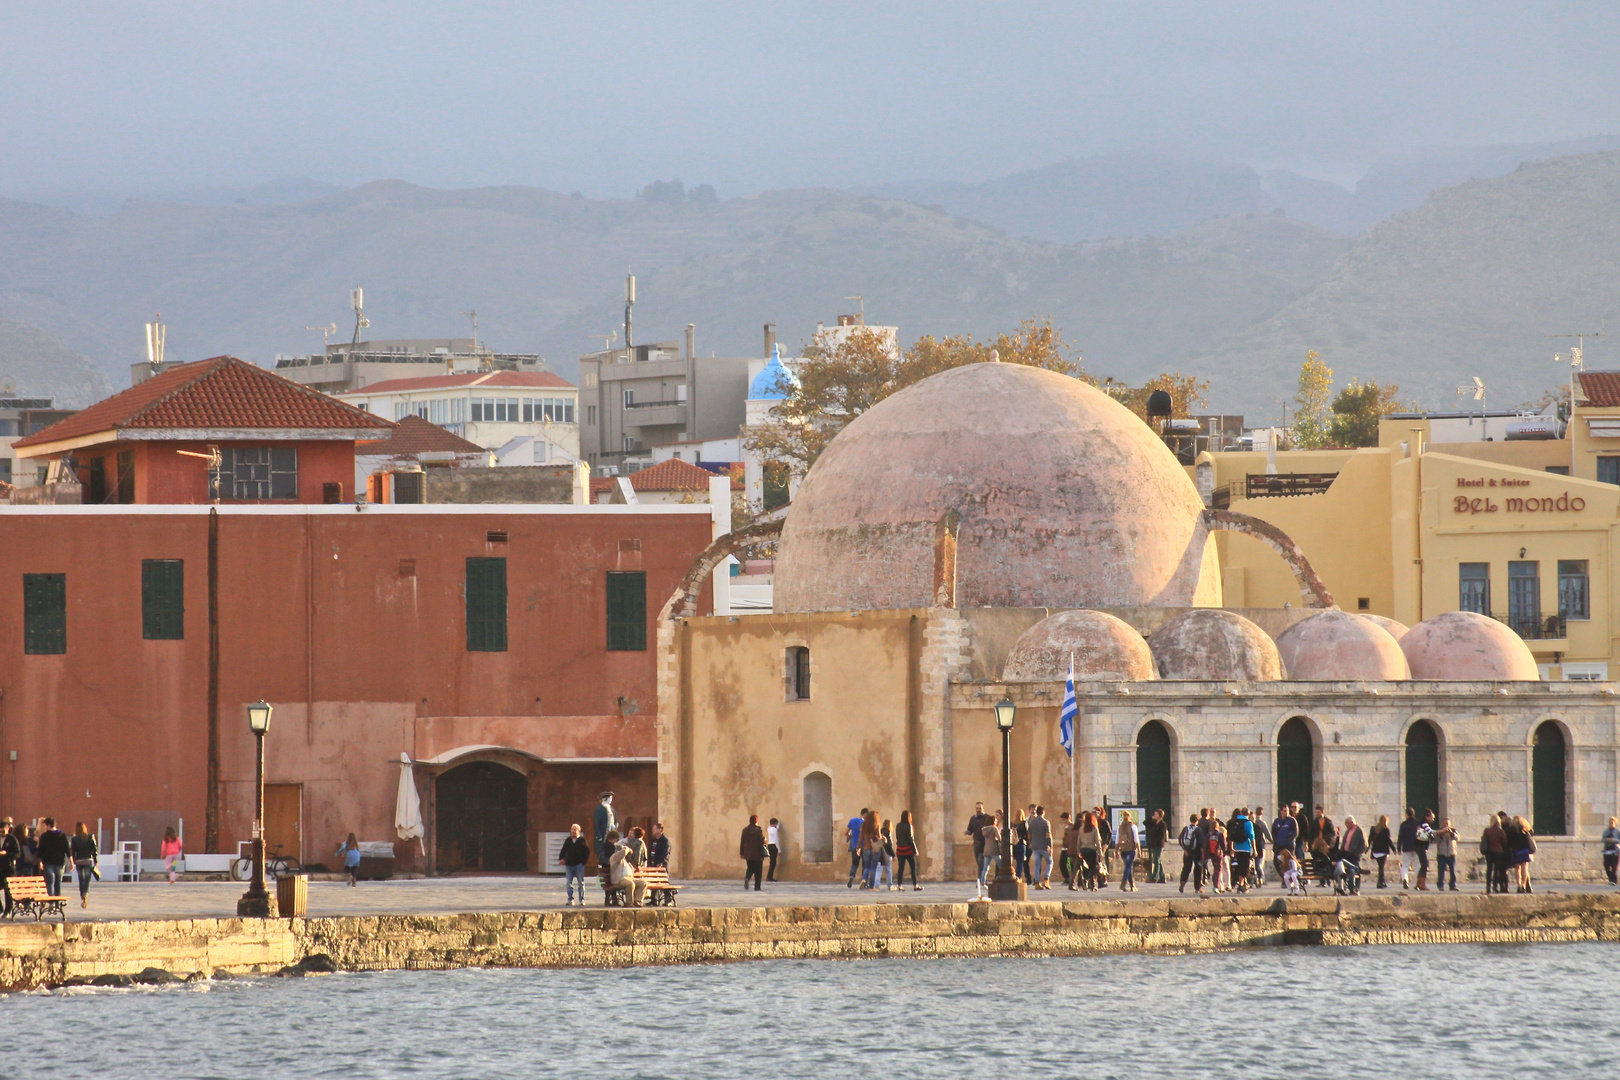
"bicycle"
232,845,302,882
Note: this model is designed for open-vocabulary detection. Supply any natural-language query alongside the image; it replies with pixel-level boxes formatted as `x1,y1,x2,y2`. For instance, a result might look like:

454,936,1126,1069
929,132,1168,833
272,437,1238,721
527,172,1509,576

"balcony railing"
625,399,687,410
1492,612,1566,640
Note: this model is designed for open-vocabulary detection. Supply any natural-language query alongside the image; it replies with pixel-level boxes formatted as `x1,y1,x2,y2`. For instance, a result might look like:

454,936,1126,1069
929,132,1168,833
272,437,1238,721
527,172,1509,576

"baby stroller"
1332,857,1363,896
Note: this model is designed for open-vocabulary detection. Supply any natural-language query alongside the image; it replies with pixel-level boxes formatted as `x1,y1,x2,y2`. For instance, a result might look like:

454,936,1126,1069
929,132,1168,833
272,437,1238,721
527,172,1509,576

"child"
1278,846,1307,896
337,833,362,886
160,826,183,884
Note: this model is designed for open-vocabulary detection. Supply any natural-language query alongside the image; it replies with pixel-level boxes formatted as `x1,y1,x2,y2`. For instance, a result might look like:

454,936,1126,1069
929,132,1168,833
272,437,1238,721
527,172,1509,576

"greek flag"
1059,654,1076,759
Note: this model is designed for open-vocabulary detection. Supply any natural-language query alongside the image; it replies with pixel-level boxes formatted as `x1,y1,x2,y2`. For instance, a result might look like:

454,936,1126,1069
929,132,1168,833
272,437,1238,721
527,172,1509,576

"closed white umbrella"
395,752,425,855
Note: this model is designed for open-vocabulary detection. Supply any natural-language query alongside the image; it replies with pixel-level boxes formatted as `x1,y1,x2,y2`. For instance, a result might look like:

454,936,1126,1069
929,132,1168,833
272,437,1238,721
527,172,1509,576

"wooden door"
264,784,303,862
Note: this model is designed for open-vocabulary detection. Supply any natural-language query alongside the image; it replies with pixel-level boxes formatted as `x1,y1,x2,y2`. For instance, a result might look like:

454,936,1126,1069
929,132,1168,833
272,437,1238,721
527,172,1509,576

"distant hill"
0,314,107,406
0,184,1345,403
1193,151,1620,417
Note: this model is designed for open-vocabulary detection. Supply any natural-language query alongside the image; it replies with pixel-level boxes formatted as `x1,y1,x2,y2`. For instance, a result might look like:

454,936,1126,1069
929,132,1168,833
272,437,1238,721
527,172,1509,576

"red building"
13,356,393,504
0,502,715,873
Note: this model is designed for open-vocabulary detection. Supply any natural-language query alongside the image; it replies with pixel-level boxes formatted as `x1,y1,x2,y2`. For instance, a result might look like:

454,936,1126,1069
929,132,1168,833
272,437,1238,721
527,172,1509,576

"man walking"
1604,817,1620,886
1145,809,1169,884
1335,816,1366,894
847,808,868,887
1397,807,1419,890
593,792,617,868
1415,810,1436,891
1434,818,1459,891
1178,814,1200,893
1272,806,1298,883
965,801,994,887
558,824,591,906
1028,805,1053,889
1060,812,1081,889
740,815,767,891
1250,807,1271,887
36,818,70,898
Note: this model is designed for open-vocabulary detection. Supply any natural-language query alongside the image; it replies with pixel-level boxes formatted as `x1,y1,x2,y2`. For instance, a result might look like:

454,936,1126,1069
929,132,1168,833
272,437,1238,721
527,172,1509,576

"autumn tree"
744,318,1083,475
1292,350,1334,449
1327,379,1409,448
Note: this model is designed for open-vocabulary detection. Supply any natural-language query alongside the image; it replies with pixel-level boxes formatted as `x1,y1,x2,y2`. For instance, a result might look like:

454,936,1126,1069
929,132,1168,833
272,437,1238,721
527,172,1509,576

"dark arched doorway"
436,760,529,872
1136,721,1172,822
1405,721,1440,819
1533,722,1568,836
1277,717,1314,811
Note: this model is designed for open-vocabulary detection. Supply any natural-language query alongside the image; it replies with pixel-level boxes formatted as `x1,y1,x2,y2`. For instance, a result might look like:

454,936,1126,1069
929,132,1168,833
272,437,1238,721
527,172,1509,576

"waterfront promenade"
48,874,1620,923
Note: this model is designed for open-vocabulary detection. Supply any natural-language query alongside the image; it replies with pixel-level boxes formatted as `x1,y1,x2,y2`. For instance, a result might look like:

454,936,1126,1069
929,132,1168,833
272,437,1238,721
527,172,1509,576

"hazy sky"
5,1,1620,201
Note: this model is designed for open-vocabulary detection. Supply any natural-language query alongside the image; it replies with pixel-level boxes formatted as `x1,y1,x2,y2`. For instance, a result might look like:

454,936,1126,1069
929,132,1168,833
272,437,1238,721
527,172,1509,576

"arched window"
1405,721,1440,819
1136,721,1172,822
802,772,833,861
1532,722,1568,835
1277,717,1314,811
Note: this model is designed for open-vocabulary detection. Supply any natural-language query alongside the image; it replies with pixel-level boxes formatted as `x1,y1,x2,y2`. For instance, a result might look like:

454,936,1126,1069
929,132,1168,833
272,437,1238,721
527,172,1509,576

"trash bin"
357,841,396,881
276,873,308,917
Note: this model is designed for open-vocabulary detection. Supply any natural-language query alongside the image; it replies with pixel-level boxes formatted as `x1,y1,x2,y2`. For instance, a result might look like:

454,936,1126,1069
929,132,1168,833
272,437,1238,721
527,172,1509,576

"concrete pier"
4,892,1618,991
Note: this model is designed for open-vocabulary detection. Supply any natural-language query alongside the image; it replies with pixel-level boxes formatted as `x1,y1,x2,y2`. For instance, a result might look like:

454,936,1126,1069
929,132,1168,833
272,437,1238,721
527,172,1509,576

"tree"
744,318,1083,475
1328,379,1408,448
1104,372,1210,421
1292,351,1334,449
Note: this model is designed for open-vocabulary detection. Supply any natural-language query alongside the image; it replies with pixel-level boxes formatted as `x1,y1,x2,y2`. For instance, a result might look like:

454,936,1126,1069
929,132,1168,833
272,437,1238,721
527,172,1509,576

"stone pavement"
39,871,1620,923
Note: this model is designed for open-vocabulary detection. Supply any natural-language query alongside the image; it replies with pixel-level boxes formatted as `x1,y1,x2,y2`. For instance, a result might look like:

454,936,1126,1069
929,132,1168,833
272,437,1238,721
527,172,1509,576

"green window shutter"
606,571,646,651
23,573,66,655
142,560,185,640
466,557,507,652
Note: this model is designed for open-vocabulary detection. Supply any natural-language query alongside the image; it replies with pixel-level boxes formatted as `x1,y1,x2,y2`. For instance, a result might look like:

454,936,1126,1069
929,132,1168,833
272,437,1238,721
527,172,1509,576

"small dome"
1358,613,1410,640
1148,609,1281,681
1400,610,1539,680
747,345,797,401
1275,609,1409,680
1002,610,1154,682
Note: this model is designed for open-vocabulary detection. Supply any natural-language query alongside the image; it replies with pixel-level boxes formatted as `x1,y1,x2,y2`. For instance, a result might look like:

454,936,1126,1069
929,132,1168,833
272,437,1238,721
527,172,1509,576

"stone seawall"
4,894,1618,991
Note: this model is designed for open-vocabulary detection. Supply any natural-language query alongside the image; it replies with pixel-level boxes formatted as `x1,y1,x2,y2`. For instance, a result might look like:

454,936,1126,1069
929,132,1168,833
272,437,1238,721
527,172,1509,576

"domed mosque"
659,357,1606,885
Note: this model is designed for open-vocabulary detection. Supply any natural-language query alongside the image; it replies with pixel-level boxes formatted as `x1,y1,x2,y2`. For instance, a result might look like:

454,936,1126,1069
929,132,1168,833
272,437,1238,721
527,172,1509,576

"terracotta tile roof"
356,414,485,456
339,370,576,396
14,356,393,449
590,458,743,496
1578,371,1620,407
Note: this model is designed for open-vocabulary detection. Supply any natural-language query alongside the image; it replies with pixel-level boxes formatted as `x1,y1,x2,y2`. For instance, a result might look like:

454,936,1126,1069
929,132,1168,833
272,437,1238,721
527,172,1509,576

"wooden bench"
4,876,67,922
598,864,682,907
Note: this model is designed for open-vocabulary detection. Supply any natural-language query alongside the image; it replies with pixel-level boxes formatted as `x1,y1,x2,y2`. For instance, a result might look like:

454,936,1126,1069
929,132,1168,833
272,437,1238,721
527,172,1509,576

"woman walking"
1507,815,1536,893
1116,811,1140,891
1077,811,1102,891
160,826,183,884
1011,809,1030,883
337,833,362,887
860,811,883,889
878,818,896,890
895,810,922,891
1369,815,1394,888
70,822,98,909
975,812,1003,900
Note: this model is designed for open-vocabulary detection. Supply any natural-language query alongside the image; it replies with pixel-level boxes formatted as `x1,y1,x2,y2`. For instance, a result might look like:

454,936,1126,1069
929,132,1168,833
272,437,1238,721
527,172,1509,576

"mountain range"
1,140,1618,420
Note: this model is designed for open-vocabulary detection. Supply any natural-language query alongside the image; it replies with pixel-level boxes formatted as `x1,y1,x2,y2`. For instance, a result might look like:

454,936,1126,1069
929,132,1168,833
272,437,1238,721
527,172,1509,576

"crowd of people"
0,815,101,912
556,791,673,907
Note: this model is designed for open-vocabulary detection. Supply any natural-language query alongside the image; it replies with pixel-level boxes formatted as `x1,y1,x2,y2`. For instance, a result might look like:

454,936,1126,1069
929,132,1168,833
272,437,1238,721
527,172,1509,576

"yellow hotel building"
1201,371,1620,680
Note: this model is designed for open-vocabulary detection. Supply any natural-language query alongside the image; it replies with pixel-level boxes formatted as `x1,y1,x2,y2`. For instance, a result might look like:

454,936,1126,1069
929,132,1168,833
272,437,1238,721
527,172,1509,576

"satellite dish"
1145,390,1173,418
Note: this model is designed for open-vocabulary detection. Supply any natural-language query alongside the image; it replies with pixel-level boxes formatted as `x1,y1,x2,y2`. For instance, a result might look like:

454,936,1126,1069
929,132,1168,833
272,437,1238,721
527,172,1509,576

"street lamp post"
990,697,1026,901
237,700,274,917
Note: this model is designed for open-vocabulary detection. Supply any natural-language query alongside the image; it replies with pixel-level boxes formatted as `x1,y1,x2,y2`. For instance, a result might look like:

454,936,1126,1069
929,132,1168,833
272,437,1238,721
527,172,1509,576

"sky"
4,1,1620,203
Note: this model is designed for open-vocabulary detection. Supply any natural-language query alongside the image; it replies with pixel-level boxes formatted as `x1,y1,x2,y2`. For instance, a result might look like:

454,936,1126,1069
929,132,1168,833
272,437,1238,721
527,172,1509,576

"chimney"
763,323,777,359
685,323,695,361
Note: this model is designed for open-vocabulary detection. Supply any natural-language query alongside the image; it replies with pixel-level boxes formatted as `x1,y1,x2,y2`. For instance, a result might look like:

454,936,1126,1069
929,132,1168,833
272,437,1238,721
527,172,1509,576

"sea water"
3,944,1615,1079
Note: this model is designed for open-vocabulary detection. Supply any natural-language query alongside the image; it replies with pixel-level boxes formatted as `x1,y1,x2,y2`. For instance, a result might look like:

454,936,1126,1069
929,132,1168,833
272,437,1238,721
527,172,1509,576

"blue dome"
748,345,797,401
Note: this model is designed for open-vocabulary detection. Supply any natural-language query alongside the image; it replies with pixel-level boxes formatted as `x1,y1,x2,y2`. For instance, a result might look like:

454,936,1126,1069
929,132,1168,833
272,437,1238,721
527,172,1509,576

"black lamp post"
237,700,274,917
990,697,1026,901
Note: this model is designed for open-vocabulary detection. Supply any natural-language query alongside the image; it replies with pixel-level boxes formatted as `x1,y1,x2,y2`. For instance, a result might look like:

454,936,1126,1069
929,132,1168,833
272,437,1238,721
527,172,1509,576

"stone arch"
801,769,834,862
1276,716,1316,813
1403,719,1442,820
1532,720,1569,836
1135,719,1174,824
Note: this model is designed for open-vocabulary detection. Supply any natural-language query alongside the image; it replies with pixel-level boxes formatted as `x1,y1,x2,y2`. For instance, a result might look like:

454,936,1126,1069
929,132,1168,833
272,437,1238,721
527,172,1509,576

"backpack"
1179,826,1197,852
1207,832,1223,858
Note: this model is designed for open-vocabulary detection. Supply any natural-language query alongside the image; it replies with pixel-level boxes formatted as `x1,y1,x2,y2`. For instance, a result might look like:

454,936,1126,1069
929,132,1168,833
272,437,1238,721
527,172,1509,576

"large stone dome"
773,362,1221,613
1148,609,1281,681
1002,610,1154,682
1400,610,1539,680
1275,609,1410,680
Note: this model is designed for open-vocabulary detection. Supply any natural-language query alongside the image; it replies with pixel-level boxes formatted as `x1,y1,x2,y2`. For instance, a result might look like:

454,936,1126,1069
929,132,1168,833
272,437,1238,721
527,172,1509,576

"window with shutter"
23,573,66,654
142,559,184,640
465,557,507,652
606,571,646,651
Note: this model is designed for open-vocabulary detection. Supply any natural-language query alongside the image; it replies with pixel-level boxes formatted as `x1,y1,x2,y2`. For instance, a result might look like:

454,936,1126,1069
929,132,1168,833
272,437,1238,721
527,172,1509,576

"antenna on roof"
844,295,864,322
1552,324,1605,414
1456,376,1486,439
624,270,635,351
350,287,369,348
305,322,338,347
462,309,481,353
145,314,165,368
